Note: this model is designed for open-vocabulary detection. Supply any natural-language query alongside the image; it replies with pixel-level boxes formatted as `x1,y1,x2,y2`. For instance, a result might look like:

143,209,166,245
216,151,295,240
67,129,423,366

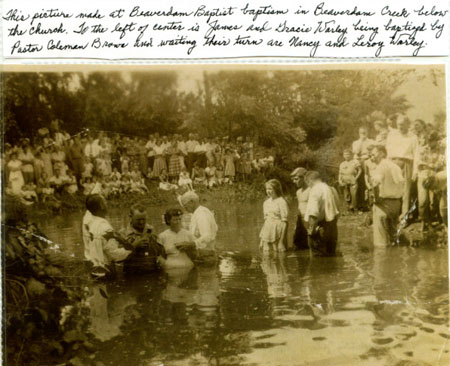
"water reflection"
35,202,449,366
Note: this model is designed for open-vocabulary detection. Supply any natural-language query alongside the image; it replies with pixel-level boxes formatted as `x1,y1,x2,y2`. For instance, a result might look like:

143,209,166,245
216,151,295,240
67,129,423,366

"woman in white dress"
259,179,289,252
158,208,195,269
7,152,25,195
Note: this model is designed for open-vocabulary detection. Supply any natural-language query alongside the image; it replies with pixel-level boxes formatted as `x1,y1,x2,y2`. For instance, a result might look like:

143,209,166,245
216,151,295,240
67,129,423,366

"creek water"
38,199,449,366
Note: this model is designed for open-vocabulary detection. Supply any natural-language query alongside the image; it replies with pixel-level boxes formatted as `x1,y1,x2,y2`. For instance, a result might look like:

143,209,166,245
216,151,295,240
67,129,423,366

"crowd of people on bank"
3,120,275,206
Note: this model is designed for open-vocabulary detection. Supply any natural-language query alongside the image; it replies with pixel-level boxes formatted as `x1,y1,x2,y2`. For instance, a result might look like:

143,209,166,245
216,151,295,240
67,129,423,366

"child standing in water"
259,179,289,252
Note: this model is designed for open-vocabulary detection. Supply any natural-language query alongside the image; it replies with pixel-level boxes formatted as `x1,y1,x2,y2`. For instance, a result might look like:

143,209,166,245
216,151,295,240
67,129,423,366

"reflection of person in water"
158,208,195,269
119,204,166,274
161,265,220,329
87,283,137,342
87,275,166,345
260,253,292,298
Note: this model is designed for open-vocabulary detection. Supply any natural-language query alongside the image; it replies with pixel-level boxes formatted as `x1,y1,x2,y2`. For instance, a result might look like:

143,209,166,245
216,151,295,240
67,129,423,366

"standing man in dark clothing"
119,204,166,274
291,167,310,250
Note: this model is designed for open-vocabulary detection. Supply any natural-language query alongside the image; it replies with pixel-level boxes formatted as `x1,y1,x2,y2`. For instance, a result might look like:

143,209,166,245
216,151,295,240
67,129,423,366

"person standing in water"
179,191,218,262
158,208,195,269
82,194,133,279
291,168,310,250
259,179,289,252
119,204,166,275
304,171,340,256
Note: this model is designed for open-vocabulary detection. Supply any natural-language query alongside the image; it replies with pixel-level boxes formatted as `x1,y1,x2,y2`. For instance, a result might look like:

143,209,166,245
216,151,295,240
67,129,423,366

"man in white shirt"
291,167,310,250
304,171,340,256
370,145,405,247
82,194,133,278
385,115,418,217
179,191,218,262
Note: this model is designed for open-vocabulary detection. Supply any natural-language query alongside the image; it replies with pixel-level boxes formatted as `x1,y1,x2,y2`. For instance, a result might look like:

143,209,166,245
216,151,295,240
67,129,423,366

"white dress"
259,197,289,244
8,160,25,194
158,229,195,269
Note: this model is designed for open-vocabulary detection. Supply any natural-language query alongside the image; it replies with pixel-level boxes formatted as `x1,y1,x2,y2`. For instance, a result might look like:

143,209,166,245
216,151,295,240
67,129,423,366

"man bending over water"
82,194,134,279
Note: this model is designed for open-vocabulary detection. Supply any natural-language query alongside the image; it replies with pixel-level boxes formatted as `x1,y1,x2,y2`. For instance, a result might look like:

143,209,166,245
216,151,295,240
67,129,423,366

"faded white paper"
2,0,449,60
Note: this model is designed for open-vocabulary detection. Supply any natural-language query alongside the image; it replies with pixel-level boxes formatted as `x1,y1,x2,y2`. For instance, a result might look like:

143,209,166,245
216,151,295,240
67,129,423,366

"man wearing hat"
179,191,218,262
291,167,310,249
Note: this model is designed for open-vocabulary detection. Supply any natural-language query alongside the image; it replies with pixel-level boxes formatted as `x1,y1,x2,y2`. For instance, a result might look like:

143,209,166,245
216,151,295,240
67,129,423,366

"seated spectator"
205,162,218,188
159,169,178,191
178,167,193,191
110,167,121,181
65,170,78,195
191,163,207,186
20,183,38,206
121,175,132,193
82,177,95,196
130,174,148,194
216,164,225,185
82,158,94,179
48,168,70,194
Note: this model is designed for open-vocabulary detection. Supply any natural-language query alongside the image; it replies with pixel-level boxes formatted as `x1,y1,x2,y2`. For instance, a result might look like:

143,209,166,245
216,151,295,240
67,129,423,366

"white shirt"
177,141,187,155
82,211,131,269
146,140,155,156
186,140,198,153
386,129,418,161
190,206,218,250
84,140,102,158
296,187,310,217
194,143,206,153
158,228,194,255
304,182,340,223
372,159,404,199
352,137,375,156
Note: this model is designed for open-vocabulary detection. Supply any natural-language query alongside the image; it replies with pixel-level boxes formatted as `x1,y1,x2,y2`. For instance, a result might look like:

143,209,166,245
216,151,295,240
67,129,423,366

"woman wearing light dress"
7,152,25,194
158,208,195,269
259,179,289,252
18,145,35,184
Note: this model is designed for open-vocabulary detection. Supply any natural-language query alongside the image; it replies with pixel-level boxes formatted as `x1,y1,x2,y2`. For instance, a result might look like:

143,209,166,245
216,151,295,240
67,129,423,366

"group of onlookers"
337,115,446,246
2,120,275,205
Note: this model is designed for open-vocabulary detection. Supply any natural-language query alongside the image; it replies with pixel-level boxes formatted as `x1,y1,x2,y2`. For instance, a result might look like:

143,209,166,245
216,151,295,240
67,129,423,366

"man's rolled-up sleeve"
104,238,131,262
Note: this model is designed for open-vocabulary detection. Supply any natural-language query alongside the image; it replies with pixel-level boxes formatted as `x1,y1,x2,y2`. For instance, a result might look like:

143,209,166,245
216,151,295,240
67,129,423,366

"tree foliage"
3,68,422,166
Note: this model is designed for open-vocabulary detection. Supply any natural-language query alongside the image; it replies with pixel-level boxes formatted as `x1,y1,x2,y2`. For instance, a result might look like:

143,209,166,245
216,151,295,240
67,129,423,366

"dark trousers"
186,153,196,174
293,215,309,249
308,219,338,256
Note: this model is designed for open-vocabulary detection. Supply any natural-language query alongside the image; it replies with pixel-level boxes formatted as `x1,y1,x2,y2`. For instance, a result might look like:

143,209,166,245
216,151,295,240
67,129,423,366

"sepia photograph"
1,64,448,366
